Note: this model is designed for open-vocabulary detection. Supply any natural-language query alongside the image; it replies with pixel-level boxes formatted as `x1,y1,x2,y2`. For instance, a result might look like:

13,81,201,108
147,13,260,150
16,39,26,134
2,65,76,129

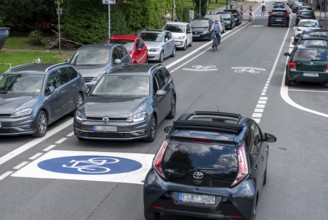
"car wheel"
145,210,160,220
252,203,257,220
284,74,291,86
33,110,48,137
189,41,192,47
323,81,328,88
171,46,176,57
159,51,164,63
145,115,157,142
166,96,176,119
183,41,187,50
263,169,267,186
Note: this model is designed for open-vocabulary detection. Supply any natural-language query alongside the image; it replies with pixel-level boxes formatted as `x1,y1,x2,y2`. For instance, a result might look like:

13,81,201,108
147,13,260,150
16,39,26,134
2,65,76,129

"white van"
163,22,193,50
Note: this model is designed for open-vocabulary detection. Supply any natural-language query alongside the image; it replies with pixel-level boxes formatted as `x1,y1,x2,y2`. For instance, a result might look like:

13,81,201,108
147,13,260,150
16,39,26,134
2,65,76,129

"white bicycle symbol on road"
231,67,266,74
62,157,120,174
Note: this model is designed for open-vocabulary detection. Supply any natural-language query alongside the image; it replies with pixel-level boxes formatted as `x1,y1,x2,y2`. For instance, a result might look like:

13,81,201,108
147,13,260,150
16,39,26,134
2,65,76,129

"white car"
293,19,320,42
163,22,193,50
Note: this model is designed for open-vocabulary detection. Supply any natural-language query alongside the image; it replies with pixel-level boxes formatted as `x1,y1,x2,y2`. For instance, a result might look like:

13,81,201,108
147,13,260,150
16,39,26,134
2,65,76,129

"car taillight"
289,62,297,68
153,139,169,179
268,12,272,17
325,64,328,70
232,143,249,187
191,138,212,143
285,11,289,17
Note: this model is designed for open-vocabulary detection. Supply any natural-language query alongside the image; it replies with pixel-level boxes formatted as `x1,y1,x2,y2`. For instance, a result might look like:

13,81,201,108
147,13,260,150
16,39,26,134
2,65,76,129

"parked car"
268,9,290,27
0,27,10,50
298,39,328,47
144,111,277,220
295,10,316,25
190,18,213,40
74,64,176,142
0,63,86,137
294,31,328,45
163,22,193,50
108,35,148,64
273,1,286,9
293,19,320,43
284,45,328,87
140,30,176,62
69,44,131,88
296,6,313,15
204,14,226,33
217,12,235,30
223,9,242,25
292,2,304,13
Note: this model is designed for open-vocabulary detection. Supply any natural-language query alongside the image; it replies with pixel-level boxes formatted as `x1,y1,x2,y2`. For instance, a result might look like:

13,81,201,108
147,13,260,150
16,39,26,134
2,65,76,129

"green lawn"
2,36,49,50
0,51,65,73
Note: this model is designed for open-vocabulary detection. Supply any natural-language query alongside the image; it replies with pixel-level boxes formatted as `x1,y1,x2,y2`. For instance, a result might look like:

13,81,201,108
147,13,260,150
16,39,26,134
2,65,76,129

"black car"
190,18,213,41
0,63,86,137
294,30,328,45
223,9,242,25
217,12,235,30
295,11,316,25
74,64,176,142
268,9,290,27
144,111,277,220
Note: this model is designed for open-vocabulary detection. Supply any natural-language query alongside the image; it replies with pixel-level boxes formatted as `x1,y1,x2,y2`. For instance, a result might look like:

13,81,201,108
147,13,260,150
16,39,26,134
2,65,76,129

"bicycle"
212,31,220,52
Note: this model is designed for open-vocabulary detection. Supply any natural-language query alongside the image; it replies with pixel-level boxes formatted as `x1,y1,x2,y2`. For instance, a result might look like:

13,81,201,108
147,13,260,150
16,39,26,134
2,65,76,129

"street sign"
102,0,116,4
56,7,63,15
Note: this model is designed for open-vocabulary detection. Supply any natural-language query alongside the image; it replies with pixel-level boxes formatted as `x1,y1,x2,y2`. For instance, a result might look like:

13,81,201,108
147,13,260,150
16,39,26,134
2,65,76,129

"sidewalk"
315,10,328,29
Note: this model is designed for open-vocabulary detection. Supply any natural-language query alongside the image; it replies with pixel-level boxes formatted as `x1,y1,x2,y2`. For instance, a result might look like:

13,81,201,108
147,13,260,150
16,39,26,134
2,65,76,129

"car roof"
295,44,328,50
78,43,115,50
272,9,288,11
108,64,161,75
192,18,210,21
110,35,138,41
141,30,168,33
165,22,189,25
7,63,67,73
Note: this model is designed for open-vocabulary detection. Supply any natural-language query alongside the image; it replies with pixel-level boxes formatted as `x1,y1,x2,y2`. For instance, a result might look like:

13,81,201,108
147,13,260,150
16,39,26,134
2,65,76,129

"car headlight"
226,21,231,24
148,48,158,52
178,36,185,39
75,110,87,122
127,112,148,123
11,108,33,118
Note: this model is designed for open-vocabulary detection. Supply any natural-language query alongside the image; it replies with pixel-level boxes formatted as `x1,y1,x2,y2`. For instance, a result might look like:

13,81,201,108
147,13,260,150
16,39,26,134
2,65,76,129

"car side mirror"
156,89,167,96
264,133,277,143
114,59,122,64
165,38,168,42
164,126,172,133
284,52,291,56
46,86,55,95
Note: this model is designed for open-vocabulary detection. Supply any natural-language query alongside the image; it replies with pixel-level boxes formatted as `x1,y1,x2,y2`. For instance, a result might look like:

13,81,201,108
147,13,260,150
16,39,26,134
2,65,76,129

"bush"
28,30,43,45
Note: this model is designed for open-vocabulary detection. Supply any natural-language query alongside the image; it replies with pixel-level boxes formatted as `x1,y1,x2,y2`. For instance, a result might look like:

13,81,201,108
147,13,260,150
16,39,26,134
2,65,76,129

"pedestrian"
163,10,171,24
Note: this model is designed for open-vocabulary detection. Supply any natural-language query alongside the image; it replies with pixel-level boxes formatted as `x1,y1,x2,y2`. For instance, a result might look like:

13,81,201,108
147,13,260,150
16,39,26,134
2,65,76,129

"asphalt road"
1,3,328,220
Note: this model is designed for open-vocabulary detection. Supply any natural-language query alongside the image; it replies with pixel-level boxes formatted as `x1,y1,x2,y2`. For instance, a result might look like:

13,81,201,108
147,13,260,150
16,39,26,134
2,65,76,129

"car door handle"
254,165,258,171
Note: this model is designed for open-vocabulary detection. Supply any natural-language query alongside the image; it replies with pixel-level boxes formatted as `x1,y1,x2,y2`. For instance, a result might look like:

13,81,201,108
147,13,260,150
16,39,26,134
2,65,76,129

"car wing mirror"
46,85,55,95
114,59,122,64
284,52,291,56
165,38,168,42
164,126,172,133
156,89,167,96
264,133,277,143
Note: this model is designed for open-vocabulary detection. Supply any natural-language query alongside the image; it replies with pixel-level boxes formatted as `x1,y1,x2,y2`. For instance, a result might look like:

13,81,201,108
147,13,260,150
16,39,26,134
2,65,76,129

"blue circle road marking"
37,155,142,175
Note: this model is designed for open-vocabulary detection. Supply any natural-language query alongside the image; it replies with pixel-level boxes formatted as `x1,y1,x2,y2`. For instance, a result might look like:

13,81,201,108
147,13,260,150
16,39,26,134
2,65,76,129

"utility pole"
199,0,201,17
55,0,63,55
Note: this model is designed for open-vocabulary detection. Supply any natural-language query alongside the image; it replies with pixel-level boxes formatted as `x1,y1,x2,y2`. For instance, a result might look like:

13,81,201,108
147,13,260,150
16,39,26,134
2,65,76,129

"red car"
109,35,148,64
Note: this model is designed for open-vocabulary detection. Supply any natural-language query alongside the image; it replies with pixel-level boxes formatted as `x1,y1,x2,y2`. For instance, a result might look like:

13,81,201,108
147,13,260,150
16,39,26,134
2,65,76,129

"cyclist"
210,19,222,50
261,1,266,15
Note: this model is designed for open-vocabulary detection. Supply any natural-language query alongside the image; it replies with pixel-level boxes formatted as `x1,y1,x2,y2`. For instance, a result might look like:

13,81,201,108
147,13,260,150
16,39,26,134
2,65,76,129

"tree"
194,0,208,17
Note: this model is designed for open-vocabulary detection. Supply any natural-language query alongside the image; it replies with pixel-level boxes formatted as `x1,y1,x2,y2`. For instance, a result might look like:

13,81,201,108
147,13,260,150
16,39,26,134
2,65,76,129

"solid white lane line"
0,171,13,180
29,153,43,160
43,145,56,152
0,118,73,166
13,161,29,170
288,89,328,93
55,138,67,144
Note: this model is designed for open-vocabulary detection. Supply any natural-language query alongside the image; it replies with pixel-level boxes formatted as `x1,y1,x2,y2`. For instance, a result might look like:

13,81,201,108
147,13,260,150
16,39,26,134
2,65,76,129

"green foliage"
194,0,208,17
28,30,43,45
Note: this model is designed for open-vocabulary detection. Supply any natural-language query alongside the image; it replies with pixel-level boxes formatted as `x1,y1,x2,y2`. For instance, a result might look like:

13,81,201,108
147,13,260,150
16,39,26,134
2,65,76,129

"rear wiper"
311,59,324,61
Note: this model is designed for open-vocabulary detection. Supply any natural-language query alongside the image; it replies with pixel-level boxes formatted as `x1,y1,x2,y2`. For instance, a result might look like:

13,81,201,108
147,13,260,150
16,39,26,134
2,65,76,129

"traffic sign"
102,0,116,4
12,150,154,184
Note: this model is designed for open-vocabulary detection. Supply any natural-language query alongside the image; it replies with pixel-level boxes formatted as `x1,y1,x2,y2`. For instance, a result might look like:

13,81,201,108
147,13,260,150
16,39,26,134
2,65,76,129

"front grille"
84,77,94,83
79,132,134,139
0,114,11,118
87,117,127,122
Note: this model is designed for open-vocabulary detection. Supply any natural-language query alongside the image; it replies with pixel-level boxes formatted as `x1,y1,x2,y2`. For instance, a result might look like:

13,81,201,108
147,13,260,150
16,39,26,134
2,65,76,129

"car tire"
189,41,192,47
71,92,84,115
284,74,291,86
171,47,176,57
183,41,187,50
145,211,160,220
145,115,157,142
166,96,176,119
263,169,267,186
33,110,48,137
268,23,271,27
159,51,164,63
252,203,257,220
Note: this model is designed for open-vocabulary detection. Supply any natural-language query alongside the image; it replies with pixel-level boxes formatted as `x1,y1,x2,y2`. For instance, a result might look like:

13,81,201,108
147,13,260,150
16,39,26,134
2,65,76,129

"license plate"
193,35,200,37
303,72,319,77
276,18,282,21
178,193,215,205
93,126,117,132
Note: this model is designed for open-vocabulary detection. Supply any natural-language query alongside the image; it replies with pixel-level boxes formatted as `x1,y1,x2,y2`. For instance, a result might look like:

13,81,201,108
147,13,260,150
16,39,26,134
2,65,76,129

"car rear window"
110,39,134,51
163,140,237,170
299,40,328,47
293,49,328,61
163,24,185,33
272,11,286,16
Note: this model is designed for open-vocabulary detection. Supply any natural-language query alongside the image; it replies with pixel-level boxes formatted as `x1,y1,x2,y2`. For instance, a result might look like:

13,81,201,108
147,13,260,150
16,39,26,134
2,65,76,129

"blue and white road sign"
12,150,154,184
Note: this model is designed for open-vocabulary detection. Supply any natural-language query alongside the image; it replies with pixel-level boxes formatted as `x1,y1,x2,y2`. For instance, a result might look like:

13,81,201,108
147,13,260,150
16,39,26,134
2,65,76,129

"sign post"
56,3,63,54
102,0,116,38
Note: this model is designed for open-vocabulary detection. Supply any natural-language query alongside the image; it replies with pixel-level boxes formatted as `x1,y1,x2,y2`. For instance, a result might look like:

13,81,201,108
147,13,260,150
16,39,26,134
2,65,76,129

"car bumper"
269,18,289,25
288,70,328,83
147,51,161,61
74,119,150,140
0,115,35,135
144,169,256,220
192,33,211,40
173,40,186,48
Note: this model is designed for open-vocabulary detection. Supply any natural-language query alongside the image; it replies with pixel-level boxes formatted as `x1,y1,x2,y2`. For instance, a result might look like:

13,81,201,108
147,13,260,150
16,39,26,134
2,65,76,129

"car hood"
72,65,108,78
171,33,186,39
144,41,164,49
81,96,150,118
0,94,37,114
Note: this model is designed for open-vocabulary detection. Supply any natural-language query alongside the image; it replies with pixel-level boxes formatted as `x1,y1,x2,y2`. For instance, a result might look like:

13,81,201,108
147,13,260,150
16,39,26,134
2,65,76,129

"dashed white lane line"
67,132,74,137
43,145,56,152
29,153,43,161
13,161,29,170
55,138,67,144
0,171,14,180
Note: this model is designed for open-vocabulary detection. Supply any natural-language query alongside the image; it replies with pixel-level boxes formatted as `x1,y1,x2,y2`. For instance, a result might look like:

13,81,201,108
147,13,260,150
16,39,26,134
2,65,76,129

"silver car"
140,30,176,63
0,63,86,137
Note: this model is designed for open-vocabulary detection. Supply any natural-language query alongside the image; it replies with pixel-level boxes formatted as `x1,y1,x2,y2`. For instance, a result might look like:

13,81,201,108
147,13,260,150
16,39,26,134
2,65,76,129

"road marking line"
55,138,67,144
256,104,265,108
67,132,74,137
0,171,13,180
288,89,328,93
253,118,261,123
13,161,29,170
43,145,56,152
0,118,73,166
258,100,267,104
252,113,263,118
259,97,268,100
29,153,43,160
254,108,264,113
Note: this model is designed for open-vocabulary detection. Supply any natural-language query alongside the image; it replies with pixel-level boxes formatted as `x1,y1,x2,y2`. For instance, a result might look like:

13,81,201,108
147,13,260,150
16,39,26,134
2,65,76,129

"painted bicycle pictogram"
231,67,266,74
62,157,120,174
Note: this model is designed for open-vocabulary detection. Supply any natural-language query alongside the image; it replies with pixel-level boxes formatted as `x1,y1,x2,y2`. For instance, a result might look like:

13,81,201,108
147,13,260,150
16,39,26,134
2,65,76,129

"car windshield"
300,11,314,15
70,49,110,66
164,24,185,33
91,75,150,97
140,33,163,42
298,21,318,27
191,20,209,27
204,15,220,22
219,13,231,19
0,74,44,94
299,40,328,47
293,49,328,61
109,39,134,51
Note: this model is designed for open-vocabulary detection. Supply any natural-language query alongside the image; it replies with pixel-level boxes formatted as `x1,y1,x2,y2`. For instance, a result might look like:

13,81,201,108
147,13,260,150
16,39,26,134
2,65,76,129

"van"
163,22,193,50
